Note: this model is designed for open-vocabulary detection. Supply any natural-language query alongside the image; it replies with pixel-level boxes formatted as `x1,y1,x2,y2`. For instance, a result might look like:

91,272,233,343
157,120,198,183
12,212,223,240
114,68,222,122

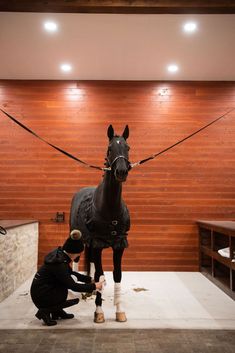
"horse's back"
70,187,95,231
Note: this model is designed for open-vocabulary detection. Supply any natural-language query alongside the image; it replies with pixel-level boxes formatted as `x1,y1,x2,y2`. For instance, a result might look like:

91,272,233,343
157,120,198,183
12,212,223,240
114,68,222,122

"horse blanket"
70,187,130,249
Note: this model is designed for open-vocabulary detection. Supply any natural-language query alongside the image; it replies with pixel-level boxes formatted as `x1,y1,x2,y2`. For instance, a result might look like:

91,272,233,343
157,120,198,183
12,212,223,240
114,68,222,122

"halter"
106,155,131,171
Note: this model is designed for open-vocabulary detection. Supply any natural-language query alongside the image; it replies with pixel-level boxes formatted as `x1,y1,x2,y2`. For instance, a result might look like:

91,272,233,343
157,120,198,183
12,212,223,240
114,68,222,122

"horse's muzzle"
115,168,128,182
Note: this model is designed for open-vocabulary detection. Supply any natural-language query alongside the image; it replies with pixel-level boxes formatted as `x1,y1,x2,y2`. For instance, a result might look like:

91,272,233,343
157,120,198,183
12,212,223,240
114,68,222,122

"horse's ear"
122,125,129,140
107,125,114,140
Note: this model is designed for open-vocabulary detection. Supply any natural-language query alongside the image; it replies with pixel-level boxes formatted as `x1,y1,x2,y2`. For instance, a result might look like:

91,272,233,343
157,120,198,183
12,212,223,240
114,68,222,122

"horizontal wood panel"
0,80,235,271
0,1,234,14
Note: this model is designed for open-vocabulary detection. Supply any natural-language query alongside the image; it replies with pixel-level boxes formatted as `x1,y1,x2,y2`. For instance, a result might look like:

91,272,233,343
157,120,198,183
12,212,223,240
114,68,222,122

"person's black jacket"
33,247,96,296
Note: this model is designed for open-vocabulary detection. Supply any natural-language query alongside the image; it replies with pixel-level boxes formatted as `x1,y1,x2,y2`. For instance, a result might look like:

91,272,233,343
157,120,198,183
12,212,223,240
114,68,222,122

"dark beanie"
62,229,84,254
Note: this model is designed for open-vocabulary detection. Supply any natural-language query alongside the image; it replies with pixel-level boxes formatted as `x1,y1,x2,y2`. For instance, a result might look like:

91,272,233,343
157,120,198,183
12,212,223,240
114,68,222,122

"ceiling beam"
0,0,235,14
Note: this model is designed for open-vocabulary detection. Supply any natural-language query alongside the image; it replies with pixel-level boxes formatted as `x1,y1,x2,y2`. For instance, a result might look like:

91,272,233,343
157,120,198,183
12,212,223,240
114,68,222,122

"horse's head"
106,125,130,182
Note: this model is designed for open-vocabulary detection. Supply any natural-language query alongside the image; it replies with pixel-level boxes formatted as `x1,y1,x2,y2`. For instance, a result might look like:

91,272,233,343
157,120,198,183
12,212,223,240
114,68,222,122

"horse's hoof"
116,312,127,322
94,312,105,323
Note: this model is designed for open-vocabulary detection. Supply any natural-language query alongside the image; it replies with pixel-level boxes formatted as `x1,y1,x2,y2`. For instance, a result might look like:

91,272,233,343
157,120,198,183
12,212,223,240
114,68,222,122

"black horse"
70,125,131,323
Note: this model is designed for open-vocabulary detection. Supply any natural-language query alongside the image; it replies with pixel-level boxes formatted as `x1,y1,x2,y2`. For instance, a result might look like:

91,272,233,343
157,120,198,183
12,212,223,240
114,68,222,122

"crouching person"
30,230,102,326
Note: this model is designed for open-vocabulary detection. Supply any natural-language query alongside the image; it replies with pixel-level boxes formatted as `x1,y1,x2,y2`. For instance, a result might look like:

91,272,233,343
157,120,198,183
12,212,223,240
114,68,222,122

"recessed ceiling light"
60,63,72,72
183,22,197,33
167,64,179,73
44,21,58,32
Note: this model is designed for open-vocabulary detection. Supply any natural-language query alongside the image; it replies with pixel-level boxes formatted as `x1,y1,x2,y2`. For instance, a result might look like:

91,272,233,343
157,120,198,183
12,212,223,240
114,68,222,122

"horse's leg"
93,247,105,323
113,248,127,322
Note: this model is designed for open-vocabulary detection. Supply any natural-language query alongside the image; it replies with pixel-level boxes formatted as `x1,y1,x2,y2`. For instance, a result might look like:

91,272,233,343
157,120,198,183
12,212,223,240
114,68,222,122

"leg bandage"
95,305,104,314
90,262,95,279
95,276,106,315
96,275,106,294
72,261,78,272
114,283,122,312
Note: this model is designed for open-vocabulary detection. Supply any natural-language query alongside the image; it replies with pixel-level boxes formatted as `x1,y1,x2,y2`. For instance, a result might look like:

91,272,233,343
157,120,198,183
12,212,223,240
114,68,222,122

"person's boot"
51,309,74,320
35,310,57,326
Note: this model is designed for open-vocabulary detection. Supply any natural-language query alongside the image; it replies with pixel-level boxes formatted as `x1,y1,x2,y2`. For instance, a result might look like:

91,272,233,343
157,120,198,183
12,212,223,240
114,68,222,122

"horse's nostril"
120,169,127,175
116,169,128,180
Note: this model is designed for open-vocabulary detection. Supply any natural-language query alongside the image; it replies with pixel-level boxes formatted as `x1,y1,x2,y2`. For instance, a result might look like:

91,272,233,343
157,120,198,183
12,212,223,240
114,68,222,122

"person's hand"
95,282,103,290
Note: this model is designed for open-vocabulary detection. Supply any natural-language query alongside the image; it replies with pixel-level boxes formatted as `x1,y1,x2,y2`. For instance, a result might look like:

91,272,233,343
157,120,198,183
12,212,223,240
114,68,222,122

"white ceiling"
0,12,235,81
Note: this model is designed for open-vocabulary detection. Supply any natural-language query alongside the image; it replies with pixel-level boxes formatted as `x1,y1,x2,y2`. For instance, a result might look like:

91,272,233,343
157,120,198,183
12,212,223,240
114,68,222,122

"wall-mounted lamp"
51,212,65,223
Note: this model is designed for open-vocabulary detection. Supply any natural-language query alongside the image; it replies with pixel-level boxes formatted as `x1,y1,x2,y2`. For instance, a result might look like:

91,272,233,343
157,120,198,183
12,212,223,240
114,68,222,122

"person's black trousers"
30,279,79,312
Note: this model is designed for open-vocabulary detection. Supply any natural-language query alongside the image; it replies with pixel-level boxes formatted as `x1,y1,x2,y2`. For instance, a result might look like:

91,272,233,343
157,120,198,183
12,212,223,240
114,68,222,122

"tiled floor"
0,329,234,353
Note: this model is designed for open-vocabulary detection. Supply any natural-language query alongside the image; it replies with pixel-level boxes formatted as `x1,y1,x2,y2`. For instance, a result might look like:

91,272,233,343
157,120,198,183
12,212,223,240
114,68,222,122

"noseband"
106,155,131,171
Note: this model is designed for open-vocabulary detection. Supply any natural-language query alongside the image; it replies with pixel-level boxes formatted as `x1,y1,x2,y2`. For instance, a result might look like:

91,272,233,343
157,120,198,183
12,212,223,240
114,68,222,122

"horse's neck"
93,172,122,217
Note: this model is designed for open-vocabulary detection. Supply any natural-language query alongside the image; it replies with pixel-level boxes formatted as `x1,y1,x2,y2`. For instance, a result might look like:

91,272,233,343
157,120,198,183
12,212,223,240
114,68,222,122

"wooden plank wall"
1,0,235,14
0,80,234,271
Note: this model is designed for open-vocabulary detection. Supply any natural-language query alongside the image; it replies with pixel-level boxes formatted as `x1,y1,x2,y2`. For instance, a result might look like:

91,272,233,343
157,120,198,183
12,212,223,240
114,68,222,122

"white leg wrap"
90,262,95,279
96,275,106,294
95,305,104,314
114,283,122,312
72,261,78,272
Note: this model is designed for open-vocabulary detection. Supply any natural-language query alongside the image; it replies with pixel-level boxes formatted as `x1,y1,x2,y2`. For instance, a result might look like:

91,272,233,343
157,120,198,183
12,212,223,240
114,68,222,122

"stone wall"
0,222,38,302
